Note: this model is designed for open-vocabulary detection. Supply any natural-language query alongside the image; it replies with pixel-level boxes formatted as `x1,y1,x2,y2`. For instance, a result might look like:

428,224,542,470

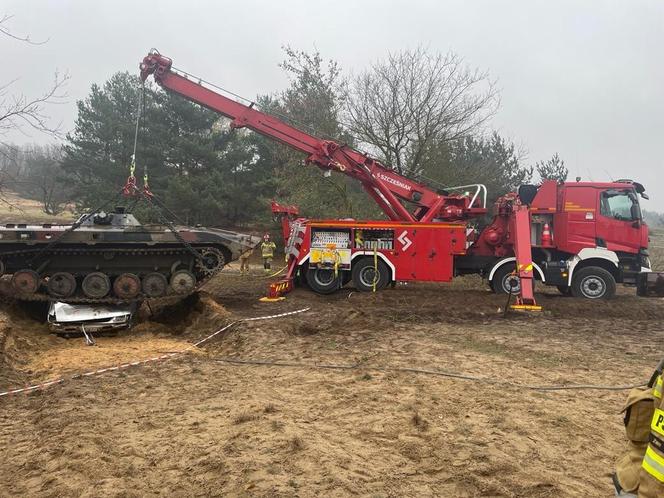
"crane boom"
140,51,486,222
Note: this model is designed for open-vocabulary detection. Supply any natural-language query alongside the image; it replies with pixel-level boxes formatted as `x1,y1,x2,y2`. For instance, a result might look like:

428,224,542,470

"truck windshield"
600,190,641,221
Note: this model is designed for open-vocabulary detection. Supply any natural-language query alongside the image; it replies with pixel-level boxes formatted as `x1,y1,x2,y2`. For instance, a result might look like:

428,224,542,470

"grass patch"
232,411,258,425
287,436,305,452
411,412,430,432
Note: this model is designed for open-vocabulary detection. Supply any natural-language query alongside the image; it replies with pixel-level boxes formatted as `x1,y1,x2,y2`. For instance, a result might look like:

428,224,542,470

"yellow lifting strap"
373,247,378,293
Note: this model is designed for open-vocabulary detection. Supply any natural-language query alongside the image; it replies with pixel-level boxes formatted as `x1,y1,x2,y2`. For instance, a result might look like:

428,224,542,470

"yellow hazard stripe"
652,408,664,438
518,263,533,272
655,376,663,399
643,446,664,482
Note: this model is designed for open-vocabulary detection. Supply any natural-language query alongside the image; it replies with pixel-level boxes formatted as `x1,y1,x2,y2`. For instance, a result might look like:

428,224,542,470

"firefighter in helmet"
613,359,664,497
260,233,277,273
238,246,253,275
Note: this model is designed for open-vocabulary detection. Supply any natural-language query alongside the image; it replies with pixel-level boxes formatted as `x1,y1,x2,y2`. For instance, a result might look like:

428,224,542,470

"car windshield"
600,190,641,221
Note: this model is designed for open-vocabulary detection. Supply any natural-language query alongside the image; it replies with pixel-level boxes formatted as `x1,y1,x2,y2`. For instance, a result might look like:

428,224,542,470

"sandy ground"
1,265,663,497
0,192,75,224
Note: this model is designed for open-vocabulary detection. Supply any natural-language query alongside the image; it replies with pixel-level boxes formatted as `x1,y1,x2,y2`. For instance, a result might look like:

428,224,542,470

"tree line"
2,46,572,227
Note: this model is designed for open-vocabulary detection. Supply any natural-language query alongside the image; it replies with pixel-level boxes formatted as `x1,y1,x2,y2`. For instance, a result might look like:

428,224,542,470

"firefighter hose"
261,265,287,279
219,264,287,279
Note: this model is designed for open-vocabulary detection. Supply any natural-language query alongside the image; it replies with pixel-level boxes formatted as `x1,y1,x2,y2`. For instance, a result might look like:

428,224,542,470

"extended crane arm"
140,51,485,222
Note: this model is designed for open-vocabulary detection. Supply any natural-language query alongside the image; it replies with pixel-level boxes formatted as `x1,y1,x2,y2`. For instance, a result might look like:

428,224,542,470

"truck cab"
466,179,651,299
552,182,648,261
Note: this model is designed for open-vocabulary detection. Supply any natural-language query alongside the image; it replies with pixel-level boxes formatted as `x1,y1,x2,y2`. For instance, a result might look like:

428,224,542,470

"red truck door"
595,188,643,253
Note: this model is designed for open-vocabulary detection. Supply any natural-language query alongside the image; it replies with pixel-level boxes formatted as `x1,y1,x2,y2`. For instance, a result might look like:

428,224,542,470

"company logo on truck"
376,173,412,191
398,231,412,251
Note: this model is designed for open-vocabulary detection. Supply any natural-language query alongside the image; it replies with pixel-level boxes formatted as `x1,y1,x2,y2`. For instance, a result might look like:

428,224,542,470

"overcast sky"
3,0,663,210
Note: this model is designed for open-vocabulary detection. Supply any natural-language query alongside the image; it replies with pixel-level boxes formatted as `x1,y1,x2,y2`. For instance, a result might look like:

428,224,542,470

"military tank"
0,207,260,303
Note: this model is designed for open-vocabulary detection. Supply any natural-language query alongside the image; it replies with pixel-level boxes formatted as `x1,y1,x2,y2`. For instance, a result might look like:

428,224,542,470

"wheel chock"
259,296,286,302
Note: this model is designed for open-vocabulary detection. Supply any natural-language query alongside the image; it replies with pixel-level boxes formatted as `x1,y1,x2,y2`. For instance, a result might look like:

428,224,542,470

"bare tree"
0,14,68,206
0,14,47,44
0,14,69,143
345,47,499,176
20,144,70,215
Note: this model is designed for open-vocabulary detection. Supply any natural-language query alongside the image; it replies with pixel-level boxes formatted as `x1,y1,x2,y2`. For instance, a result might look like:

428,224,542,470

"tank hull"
0,211,260,303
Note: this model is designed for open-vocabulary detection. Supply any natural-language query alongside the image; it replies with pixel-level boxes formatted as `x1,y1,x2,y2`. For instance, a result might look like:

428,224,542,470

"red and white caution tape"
0,307,310,398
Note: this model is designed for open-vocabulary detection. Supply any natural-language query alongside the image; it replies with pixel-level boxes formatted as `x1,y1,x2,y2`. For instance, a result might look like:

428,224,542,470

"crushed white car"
47,302,136,335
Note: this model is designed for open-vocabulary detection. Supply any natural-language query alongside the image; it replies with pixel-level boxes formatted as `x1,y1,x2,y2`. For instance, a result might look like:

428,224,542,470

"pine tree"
536,153,568,182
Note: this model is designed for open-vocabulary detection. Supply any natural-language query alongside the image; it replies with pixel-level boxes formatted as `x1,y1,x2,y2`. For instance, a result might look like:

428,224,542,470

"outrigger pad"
509,304,543,312
637,272,664,297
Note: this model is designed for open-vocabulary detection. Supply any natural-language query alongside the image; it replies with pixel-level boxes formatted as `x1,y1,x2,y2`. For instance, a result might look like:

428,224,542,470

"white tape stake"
0,307,310,398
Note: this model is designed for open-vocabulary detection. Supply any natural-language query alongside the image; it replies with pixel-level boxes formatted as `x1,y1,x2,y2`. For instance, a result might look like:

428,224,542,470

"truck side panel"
390,227,463,282
555,185,597,254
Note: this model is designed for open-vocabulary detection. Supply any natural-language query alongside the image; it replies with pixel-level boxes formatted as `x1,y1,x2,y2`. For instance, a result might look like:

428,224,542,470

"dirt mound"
0,302,58,387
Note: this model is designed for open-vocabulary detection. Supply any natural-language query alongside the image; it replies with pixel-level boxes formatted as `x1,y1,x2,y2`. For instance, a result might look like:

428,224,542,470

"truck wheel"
571,266,616,299
305,268,341,294
490,264,521,295
352,258,390,292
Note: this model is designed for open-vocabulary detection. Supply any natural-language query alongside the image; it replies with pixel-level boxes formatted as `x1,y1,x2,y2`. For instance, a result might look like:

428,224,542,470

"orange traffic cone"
541,223,553,247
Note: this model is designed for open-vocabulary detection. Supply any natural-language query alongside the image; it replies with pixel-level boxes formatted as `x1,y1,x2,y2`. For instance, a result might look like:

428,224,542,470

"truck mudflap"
637,272,664,297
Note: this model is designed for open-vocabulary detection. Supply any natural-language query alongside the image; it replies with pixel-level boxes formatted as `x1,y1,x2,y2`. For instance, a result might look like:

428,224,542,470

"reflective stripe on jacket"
261,241,276,258
638,375,664,497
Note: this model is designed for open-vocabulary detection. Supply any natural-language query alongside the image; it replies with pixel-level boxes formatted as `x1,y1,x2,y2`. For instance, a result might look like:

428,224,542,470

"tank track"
0,246,223,304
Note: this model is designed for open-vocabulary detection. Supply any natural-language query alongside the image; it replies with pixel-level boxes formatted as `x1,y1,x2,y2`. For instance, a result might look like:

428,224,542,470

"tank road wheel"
352,258,390,292
142,272,168,298
170,270,197,295
82,272,111,299
47,272,77,298
11,269,40,294
113,273,141,300
305,268,341,295
571,266,616,299
196,248,226,275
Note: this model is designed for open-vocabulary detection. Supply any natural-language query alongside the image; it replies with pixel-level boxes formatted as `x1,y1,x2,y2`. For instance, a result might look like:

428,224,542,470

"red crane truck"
139,50,659,304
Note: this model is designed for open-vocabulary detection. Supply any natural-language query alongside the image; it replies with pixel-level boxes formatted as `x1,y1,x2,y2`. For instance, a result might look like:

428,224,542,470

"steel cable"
213,356,647,392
